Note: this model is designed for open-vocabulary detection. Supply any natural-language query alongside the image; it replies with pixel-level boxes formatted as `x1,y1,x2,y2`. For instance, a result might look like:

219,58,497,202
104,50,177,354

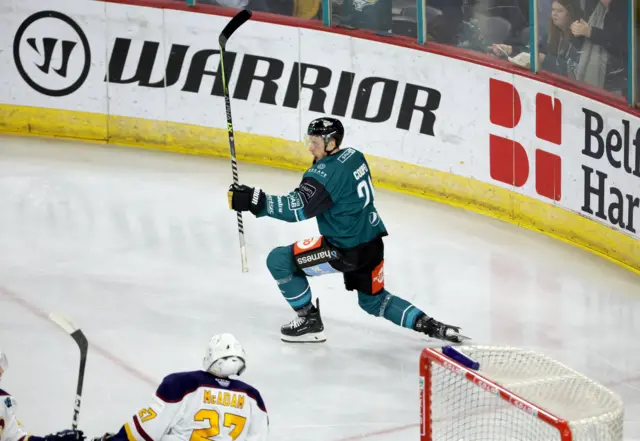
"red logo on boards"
489,79,563,201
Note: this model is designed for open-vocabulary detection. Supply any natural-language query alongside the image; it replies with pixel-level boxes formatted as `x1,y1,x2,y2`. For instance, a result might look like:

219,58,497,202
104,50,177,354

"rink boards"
0,0,638,272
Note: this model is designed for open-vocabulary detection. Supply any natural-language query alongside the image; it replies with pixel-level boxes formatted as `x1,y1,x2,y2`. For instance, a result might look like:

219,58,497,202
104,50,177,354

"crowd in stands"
411,0,632,99
484,0,630,97
181,0,637,104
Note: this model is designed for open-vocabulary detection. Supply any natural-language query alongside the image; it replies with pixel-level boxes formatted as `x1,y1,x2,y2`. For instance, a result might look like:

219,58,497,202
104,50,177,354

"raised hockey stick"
219,9,252,273
49,313,89,430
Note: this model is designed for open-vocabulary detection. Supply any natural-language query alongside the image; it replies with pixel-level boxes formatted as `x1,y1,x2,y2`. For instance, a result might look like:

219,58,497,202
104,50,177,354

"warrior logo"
13,11,91,97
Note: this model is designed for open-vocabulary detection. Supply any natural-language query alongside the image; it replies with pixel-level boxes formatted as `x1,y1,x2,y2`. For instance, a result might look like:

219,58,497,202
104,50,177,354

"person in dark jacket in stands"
570,0,629,94
488,0,584,80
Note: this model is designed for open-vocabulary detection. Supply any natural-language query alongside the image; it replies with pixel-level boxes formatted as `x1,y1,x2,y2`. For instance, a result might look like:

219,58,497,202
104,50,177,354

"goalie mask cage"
419,346,624,441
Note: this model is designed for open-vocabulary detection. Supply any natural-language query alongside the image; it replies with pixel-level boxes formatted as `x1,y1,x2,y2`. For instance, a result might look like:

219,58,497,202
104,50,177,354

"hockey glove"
91,433,115,441
44,430,85,441
228,183,266,216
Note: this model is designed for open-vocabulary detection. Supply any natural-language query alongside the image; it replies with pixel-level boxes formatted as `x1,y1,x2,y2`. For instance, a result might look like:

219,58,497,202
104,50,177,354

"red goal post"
419,345,624,441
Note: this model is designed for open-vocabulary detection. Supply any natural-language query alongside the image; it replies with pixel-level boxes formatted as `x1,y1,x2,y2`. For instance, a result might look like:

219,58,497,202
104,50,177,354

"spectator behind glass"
543,0,584,78
427,0,464,46
571,0,629,95
488,0,583,80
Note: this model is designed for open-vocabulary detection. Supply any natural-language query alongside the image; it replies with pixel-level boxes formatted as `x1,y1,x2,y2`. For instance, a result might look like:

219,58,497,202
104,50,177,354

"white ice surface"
0,135,639,441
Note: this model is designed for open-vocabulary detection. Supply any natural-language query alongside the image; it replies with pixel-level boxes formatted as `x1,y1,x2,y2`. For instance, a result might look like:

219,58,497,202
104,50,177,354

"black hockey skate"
414,314,469,343
281,298,326,343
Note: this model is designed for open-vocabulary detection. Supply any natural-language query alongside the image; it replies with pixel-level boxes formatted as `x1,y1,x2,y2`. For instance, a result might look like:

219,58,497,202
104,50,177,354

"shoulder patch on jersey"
4,396,13,408
337,148,355,163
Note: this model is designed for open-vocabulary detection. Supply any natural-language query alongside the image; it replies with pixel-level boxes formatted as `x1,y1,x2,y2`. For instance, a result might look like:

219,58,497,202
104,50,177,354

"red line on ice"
0,286,157,387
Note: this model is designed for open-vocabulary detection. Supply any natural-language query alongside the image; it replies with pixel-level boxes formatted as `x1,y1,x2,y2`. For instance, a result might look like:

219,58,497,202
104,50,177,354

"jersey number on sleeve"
190,410,246,441
357,176,375,208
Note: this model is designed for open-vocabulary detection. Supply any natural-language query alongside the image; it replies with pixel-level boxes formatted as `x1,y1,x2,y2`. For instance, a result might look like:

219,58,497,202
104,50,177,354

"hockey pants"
266,244,424,329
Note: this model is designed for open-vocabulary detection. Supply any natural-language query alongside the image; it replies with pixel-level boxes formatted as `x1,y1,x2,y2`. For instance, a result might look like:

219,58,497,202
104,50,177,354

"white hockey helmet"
0,350,7,384
202,333,246,378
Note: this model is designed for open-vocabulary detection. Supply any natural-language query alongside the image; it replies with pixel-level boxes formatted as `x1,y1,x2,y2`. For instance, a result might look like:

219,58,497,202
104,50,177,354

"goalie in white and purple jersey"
92,333,268,441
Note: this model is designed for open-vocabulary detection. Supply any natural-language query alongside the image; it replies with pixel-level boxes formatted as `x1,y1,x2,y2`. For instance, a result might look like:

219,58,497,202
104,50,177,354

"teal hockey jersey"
256,147,388,249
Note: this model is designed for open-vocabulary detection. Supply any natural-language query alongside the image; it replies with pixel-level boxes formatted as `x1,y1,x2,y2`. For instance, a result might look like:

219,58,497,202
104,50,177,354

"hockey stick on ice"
219,9,252,273
49,313,88,430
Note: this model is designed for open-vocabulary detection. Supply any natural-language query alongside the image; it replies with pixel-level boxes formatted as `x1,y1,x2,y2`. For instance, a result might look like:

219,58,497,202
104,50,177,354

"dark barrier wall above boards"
0,0,638,273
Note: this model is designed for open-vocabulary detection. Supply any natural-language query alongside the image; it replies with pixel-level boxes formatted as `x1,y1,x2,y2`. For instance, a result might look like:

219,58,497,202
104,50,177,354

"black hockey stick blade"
219,9,252,48
49,313,89,430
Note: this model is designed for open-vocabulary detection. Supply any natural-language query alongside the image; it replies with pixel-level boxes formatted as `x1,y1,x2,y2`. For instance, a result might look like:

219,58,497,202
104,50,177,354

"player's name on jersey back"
203,389,246,409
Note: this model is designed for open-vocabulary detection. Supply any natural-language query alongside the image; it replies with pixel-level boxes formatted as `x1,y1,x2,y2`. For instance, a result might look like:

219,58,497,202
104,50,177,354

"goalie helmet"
0,350,7,384
306,117,344,152
202,333,246,378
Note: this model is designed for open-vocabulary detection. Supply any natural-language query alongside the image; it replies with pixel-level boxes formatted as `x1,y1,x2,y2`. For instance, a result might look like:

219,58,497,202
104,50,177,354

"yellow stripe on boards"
0,103,637,274
0,103,108,141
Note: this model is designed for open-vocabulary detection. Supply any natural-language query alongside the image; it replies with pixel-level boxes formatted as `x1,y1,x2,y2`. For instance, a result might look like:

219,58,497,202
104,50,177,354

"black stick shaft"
219,9,252,272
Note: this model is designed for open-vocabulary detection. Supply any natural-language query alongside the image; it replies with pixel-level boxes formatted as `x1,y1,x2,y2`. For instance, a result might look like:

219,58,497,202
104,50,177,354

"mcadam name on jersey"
581,108,640,234
105,38,442,136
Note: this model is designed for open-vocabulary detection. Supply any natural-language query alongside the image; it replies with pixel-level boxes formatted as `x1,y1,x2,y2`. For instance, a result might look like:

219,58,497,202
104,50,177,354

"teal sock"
266,245,312,311
358,289,424,329
278,275,312,310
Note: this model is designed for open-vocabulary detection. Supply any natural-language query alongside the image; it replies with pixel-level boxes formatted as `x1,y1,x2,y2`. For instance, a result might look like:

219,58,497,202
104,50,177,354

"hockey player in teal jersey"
228,117,466,343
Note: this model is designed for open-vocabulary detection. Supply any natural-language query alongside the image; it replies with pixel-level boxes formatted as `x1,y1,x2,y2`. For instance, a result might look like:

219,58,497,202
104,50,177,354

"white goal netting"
420,345,624,441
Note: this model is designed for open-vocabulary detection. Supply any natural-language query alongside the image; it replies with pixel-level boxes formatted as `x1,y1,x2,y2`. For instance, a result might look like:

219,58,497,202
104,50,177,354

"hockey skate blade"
280,331,327,343
420,334,471,347
442,334,472,345
454,334,472,343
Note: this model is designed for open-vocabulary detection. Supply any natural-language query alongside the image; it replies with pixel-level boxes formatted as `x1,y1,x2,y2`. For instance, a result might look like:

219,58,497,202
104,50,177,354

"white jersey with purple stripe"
110,371,268,441
0,389,30,441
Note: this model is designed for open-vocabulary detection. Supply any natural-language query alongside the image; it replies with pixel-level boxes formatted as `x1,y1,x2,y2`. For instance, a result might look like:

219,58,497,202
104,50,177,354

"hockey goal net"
419,345,624,441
